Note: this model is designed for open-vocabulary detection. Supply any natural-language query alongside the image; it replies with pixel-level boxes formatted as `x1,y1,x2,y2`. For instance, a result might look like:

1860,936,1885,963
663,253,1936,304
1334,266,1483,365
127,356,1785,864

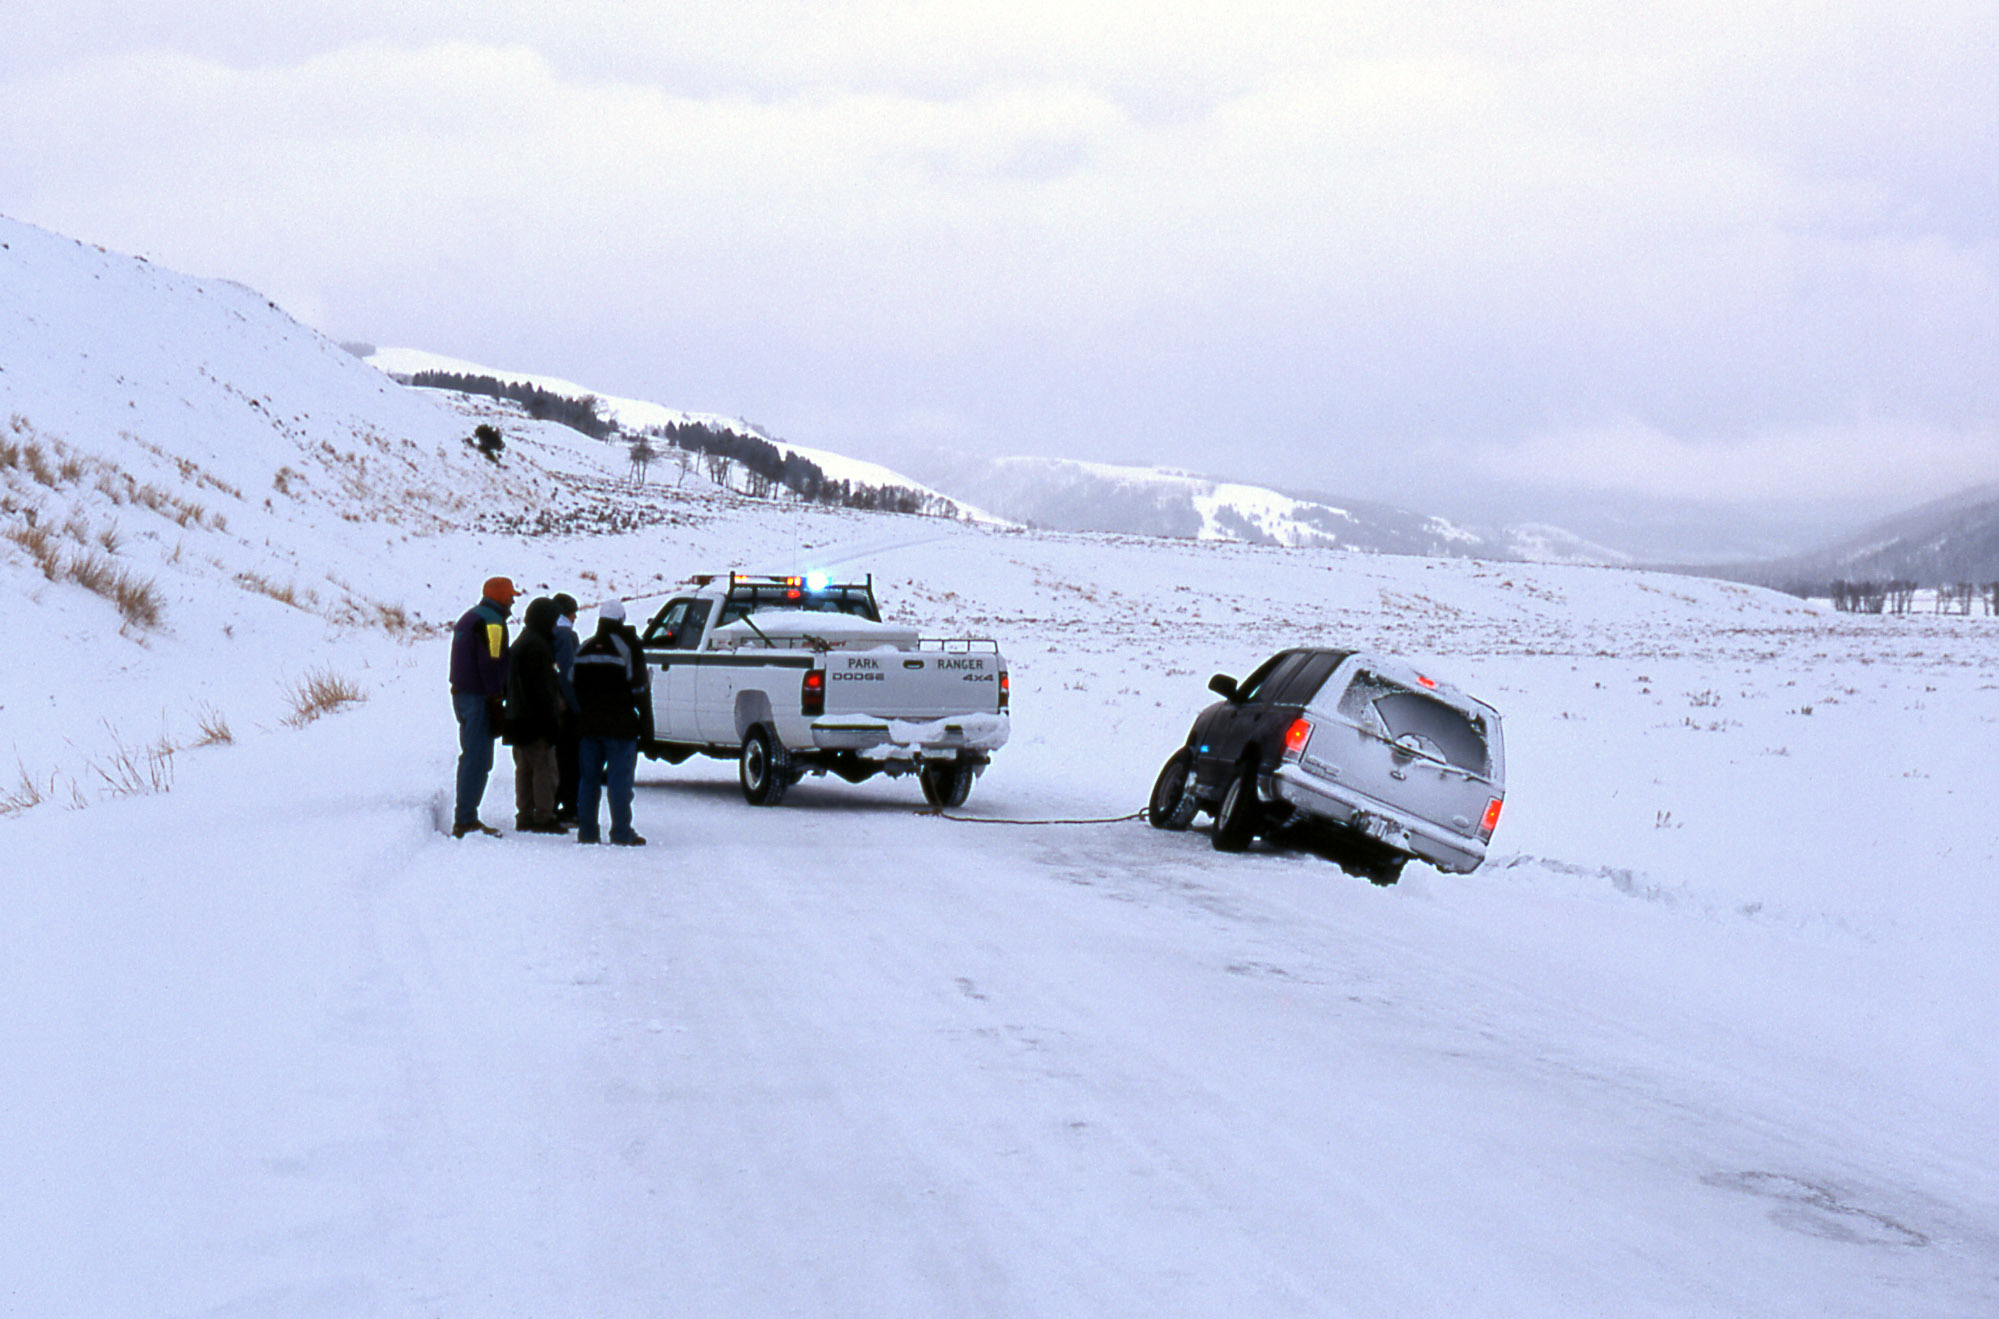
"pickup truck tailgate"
823,650,1002,719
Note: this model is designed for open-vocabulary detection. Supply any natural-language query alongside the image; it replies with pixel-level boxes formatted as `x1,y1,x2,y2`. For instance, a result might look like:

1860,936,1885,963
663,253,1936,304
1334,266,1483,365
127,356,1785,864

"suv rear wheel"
1211,763,1261,852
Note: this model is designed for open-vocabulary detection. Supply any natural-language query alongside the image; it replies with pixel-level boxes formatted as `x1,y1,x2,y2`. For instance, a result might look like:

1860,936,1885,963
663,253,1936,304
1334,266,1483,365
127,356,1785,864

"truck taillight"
1480,797,1503,838
802,668,825,717
1283,717,1313,759
998,671,1009,711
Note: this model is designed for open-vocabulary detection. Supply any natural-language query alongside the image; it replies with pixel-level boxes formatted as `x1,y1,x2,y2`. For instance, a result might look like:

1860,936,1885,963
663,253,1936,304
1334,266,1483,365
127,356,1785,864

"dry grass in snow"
283,669,367,727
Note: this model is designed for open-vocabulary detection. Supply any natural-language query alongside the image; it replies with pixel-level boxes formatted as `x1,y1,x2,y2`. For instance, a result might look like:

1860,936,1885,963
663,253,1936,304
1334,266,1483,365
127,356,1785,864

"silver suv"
1147,648,1506,884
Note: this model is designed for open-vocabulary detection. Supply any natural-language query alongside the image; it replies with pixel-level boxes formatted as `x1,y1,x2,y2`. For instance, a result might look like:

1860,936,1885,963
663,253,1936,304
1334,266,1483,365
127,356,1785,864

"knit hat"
483,576,520,604
599,599,626,623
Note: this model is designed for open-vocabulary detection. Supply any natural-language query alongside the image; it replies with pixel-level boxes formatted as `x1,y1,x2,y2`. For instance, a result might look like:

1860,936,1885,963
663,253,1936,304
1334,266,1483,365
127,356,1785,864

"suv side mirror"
1208,674,1239,701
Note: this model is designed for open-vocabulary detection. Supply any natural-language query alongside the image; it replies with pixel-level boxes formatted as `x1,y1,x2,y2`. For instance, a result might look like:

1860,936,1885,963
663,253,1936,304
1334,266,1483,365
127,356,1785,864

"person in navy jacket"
448,576,518,837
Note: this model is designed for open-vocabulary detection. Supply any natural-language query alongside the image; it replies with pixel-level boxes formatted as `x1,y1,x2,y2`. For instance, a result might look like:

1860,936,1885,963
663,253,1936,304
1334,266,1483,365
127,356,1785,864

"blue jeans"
453,693,496,828
577,736,639,842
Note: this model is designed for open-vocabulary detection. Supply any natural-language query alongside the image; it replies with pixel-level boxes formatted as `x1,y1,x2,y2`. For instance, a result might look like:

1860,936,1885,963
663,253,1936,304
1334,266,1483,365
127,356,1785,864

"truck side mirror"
1208,674,1239,701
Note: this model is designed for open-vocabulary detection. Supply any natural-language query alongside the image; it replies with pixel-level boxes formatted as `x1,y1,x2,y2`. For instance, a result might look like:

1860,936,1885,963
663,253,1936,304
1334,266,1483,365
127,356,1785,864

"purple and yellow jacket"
449,598,512,697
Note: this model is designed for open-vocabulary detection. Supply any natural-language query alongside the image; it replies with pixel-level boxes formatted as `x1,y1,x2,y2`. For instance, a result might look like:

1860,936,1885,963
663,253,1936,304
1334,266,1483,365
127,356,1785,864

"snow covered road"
7,635,1997,1316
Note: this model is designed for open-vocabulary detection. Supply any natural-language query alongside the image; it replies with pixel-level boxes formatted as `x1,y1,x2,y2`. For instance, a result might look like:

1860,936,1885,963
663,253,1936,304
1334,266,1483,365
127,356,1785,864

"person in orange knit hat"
447,575,520,837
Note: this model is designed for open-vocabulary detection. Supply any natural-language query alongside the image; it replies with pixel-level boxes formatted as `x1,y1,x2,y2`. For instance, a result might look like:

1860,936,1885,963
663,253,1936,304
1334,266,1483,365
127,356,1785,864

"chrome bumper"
1271,763,1487,874
811,712,1010,760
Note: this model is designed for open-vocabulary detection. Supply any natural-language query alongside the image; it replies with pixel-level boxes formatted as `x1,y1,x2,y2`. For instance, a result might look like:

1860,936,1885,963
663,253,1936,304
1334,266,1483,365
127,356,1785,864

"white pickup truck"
636,573,1010,806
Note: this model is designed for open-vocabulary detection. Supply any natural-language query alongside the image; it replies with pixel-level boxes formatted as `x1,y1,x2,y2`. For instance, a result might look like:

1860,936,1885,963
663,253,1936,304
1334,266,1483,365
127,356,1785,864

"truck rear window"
717,591,880,626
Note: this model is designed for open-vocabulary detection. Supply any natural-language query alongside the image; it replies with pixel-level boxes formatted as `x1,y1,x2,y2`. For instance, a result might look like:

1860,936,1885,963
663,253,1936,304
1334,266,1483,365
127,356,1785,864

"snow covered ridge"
364,345,1006,525
0,213,679,782
1722,479,1999,588
904,454,1633,564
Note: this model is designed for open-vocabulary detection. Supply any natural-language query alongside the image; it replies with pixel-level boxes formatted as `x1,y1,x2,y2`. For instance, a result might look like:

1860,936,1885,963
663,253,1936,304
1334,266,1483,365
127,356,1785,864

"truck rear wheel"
919,763,973,809
740,726,790,806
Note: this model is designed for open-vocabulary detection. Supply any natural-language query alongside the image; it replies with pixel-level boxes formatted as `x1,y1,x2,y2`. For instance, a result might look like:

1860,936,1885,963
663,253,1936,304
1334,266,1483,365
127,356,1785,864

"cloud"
1464,416,1999,506
1,5,1996,515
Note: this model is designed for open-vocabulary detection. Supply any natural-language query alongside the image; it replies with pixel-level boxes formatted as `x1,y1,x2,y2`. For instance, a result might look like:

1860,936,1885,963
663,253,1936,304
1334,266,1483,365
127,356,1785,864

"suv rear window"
1339,674,1491,775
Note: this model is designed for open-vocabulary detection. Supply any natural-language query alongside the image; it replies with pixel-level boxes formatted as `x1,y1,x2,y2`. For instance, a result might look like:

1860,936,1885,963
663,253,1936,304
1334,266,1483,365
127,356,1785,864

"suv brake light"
1283,717,1313,759
1479,797,1503,838
802,668,825,717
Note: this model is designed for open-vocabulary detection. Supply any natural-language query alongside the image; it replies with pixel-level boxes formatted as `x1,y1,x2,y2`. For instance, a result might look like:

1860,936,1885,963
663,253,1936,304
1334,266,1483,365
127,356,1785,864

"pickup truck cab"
638,573,1009,806
1148,647,1505,883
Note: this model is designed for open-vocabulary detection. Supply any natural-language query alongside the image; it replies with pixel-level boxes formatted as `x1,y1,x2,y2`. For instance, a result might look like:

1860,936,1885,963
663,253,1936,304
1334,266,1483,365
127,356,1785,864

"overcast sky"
4,2,1997,523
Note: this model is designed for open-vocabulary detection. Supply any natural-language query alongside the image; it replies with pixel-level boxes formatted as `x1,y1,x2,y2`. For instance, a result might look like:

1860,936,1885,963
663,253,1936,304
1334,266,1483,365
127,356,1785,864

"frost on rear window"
1339,675,1490,775
1373,692,1489,774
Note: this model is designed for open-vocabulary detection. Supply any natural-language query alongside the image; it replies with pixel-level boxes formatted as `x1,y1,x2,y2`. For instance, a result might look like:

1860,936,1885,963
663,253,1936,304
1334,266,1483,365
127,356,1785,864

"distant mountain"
1723,482,1999,588
907,455,1630,564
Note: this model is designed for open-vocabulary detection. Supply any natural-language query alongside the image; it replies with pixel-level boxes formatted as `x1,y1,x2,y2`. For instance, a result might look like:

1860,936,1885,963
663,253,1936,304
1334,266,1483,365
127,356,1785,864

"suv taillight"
1479,797,1503,838
998,671,1010,711
802,668,825,717
1283,717,1313,759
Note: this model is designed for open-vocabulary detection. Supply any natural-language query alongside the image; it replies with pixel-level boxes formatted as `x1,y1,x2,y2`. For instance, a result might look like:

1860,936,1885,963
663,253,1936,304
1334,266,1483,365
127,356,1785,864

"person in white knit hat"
570,599,652,845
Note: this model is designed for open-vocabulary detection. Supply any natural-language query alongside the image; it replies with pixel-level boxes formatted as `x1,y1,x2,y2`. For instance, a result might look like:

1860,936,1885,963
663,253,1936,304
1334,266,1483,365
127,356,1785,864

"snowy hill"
1726,480,1999,587
1498,519,1636,566
907,454,1474,550
5,217,1999,1315
907,453,1630,564
365,345,997,524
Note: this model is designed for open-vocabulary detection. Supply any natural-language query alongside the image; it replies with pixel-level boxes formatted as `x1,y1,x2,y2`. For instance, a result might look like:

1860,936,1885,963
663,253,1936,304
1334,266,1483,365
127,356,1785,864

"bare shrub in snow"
66,549,116,595
0,436,19,469
284,669,367,727
0,760,56,816
23,443,55,486
96,522,122,554
89,731,176,798
374,601,415,636
237,570,308,608
49,545,162,629
192,704,234,747
111,572,164,630
5,519,62,578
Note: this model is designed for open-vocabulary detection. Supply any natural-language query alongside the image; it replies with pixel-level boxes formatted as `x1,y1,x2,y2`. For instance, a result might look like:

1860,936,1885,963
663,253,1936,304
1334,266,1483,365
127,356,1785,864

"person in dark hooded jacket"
551,593,582,823
504,596,569,832
572,598,652,845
